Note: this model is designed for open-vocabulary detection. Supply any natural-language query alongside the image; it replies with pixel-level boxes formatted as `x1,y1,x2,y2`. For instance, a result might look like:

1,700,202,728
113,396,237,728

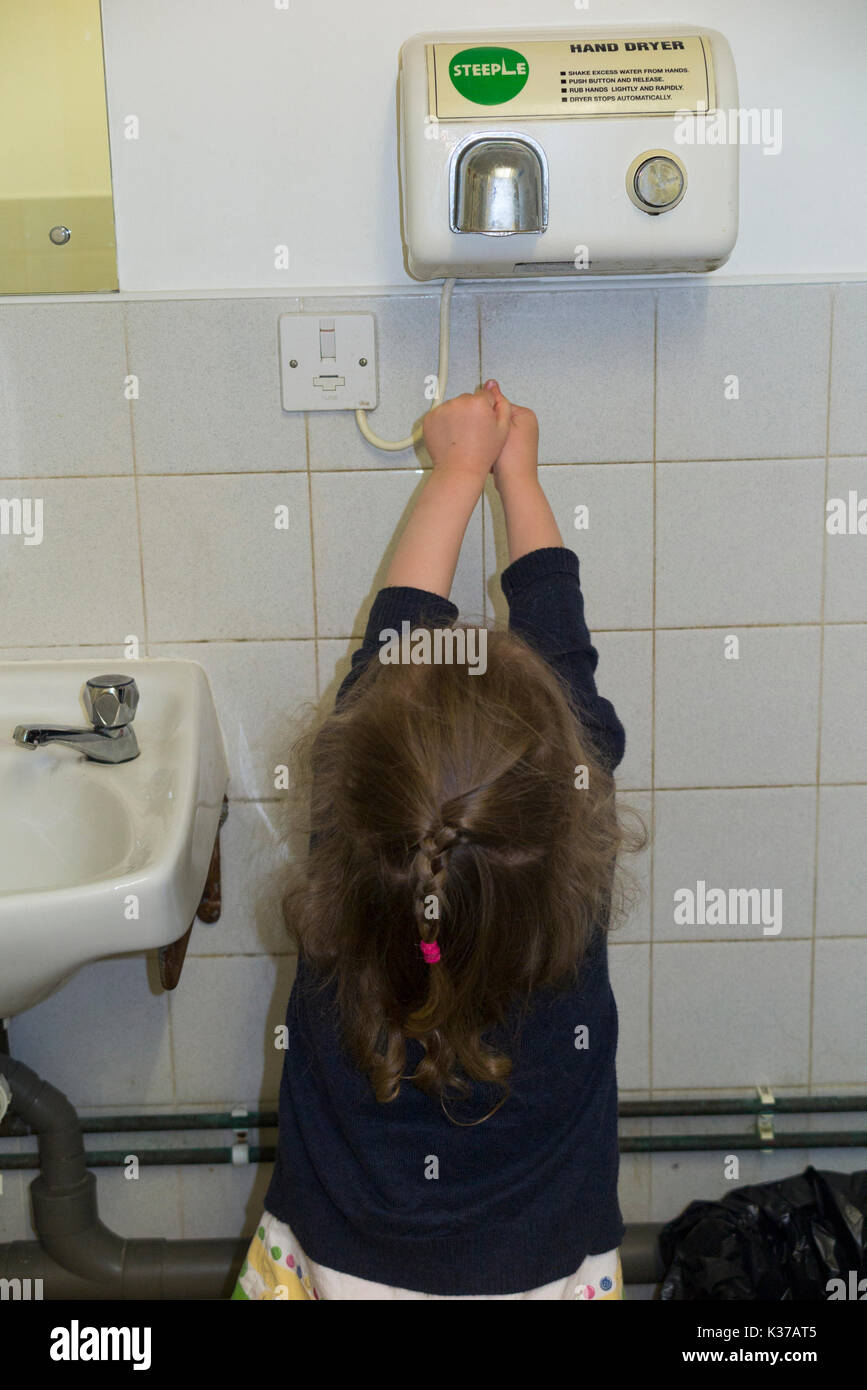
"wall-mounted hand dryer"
398,26,739,279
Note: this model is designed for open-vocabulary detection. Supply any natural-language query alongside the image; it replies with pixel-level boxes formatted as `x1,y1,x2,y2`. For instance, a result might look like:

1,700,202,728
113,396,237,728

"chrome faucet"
13,674,140,764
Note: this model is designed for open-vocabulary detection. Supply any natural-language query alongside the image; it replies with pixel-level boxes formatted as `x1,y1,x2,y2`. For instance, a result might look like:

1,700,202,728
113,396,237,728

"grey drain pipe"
0,1054,247,1300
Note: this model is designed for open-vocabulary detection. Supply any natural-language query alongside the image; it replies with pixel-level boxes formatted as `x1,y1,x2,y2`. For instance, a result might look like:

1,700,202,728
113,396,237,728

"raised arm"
333,384,510,708
488,382,626,772
384,383,510,597
488,389,564,561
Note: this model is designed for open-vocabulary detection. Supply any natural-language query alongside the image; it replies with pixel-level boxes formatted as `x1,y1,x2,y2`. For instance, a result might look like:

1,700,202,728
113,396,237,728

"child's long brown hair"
283,626,646,1122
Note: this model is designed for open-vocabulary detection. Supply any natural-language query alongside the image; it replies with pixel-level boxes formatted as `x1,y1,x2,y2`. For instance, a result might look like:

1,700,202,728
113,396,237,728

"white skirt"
233,1208,623,1301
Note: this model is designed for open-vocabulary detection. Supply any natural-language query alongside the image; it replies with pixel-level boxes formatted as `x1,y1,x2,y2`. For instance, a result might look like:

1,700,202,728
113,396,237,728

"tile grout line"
4,617,867,653
808,286,835,1093
125,309,179,1156
3,276,863,313
303,405,322,703
124,303,179,1114
122,304,151,660
217,782,867,800
10,451,865,481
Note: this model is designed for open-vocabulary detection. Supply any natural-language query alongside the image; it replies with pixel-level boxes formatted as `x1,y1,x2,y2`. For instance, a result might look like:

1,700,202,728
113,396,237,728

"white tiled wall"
2,281,866,1249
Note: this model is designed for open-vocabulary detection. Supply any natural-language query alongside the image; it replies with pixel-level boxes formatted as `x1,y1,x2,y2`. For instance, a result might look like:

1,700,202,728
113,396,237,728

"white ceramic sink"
0,660,229,1017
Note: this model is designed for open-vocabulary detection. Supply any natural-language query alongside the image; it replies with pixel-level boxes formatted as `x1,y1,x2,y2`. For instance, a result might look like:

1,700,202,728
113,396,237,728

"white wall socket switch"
279,312,377,411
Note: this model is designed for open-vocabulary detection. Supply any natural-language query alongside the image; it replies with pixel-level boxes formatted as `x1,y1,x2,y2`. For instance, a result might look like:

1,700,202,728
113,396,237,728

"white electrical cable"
354,277,456,451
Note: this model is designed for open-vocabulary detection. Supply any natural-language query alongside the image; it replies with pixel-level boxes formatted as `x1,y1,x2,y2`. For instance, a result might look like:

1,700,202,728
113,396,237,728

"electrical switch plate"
279,312,377,411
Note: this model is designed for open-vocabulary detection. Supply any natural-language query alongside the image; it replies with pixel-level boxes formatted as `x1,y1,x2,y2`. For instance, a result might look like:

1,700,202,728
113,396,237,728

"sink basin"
0,660,229,1017
0,751,136,891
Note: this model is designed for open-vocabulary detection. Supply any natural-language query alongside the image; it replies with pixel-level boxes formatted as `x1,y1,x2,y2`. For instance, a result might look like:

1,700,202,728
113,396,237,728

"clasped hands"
422,381,539,494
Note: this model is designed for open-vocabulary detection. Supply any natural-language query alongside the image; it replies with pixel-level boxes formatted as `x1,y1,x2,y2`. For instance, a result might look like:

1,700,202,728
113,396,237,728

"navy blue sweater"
264,546,627,1296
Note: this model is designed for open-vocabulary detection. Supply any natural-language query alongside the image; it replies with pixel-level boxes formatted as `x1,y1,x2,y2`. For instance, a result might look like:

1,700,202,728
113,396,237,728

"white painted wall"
101,0,867,292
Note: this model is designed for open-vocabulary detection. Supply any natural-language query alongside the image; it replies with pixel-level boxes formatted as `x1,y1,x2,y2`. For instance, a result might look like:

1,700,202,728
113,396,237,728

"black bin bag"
658,1165,867,1300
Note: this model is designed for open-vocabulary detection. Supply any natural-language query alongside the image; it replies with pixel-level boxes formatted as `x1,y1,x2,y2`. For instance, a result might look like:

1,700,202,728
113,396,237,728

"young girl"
233,380,643,1300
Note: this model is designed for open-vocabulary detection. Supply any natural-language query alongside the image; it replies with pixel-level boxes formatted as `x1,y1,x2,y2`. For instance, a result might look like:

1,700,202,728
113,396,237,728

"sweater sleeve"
333,585,459,708
500,546,626,773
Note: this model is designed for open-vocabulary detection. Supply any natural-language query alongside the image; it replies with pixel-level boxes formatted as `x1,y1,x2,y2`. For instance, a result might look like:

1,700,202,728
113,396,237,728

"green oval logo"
448,46,529,106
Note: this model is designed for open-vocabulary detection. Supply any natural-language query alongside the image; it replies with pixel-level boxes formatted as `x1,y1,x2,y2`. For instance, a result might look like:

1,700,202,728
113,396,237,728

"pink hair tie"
419,941,441,964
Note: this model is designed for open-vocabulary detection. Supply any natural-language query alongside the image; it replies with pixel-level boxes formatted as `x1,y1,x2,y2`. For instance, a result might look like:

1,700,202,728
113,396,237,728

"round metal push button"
627,151,687,214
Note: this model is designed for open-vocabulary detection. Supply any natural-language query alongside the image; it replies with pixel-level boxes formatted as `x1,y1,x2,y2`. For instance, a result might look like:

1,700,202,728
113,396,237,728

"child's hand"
422,382,511,479
485,381,540,493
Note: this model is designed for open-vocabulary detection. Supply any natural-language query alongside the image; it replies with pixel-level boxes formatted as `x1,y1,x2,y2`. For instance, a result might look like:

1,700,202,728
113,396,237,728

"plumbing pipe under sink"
0,1053,247,1300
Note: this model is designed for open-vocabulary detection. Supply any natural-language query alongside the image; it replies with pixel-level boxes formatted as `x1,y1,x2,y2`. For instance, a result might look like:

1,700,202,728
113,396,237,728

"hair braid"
412,824,466,957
